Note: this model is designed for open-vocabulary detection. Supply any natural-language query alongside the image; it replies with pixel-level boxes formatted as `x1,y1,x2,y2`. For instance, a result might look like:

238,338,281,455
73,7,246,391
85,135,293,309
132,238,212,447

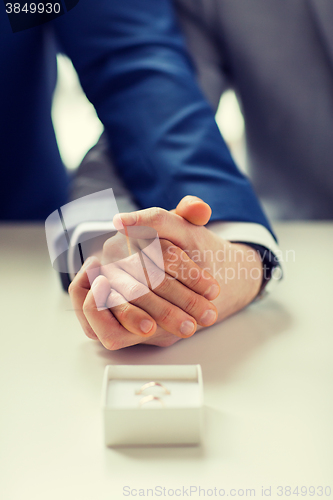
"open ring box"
102,364,203,447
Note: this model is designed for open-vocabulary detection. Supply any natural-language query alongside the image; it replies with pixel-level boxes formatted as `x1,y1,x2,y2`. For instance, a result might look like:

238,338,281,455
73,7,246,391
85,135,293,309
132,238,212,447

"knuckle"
164,245,182,266
158,305,174,326
129,288,150,307
149,207,166,226
164,242,180,257
182,293,200,314
82,292,97,314
127,282,148,300
103,336,121,351
150,271,168,291
69,286,79,303
82,302,90,315
187,269,203,288
114,303,131,322
102,238,112,256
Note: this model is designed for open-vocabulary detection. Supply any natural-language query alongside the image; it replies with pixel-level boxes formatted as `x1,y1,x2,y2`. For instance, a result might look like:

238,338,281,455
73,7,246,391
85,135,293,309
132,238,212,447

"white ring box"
102,364,203,447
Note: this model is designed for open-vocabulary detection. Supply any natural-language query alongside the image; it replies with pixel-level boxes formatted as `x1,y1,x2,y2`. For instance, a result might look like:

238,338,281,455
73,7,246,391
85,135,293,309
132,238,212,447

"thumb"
175,196,212,226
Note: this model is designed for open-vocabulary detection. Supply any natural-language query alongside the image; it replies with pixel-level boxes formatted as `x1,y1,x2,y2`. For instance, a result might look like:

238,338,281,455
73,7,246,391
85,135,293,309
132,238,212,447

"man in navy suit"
173,0,333,220
0,0,280,349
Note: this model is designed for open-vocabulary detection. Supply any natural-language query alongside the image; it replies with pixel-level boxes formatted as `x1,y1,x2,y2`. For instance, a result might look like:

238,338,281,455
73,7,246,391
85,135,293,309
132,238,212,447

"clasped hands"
69,196,263,350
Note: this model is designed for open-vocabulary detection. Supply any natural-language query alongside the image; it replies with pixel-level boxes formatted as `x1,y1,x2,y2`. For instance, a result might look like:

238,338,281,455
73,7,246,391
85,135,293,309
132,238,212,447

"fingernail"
91,275,102,290
84,256,95,268
140,319,154,334
113,212,138,227
200,309,217,326
204,284,220,300
180,320,195,336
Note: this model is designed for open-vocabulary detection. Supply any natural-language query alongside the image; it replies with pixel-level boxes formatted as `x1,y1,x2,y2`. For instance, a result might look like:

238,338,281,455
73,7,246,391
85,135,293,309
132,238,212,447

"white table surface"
0,223,332,500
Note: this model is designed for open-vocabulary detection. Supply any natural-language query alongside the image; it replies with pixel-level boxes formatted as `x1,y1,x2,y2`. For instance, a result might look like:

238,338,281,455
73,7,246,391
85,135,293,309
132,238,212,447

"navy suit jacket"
0,0,274,238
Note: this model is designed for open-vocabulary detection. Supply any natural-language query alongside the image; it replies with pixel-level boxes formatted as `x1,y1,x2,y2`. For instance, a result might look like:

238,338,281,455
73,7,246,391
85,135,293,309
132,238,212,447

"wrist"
231,243,263,301
210,241,264,321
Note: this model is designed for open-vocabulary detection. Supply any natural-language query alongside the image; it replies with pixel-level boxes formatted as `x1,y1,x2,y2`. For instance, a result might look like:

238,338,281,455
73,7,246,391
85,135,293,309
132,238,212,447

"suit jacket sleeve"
52,0,275,239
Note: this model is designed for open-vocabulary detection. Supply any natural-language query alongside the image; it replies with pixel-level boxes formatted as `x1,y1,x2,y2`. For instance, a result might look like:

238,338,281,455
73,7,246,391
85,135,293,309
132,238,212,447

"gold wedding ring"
139,395,165,407
135,381,171,395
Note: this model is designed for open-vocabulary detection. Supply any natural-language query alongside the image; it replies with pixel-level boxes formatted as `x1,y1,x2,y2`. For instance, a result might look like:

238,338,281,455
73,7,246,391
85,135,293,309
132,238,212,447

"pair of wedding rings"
136,381,170,408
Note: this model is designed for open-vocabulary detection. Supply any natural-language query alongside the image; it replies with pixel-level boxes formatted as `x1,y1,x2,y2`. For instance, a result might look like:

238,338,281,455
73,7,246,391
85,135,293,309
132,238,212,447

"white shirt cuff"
206,221,280,256
206,221,283,293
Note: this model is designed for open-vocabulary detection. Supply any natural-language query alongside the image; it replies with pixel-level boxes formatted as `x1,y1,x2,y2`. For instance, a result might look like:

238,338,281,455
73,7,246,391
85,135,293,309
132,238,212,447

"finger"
102,252,149,291
103,247,218,325
175,195,212,226
141,254,218,327
141,327,182,347
68,256,101,340
113,207,195,251
141,239,220,300
83,276,143,350
105,288,157,337
68,256,101,293
102,231,220,300
106,267,197,339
